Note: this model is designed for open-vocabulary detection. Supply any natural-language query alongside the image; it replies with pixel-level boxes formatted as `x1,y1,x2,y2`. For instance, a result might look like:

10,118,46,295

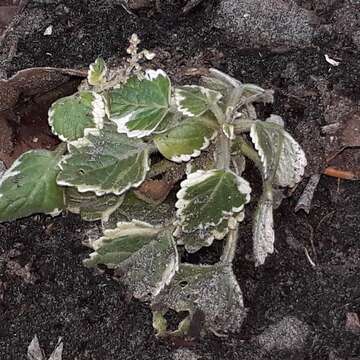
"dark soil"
0,0,359,359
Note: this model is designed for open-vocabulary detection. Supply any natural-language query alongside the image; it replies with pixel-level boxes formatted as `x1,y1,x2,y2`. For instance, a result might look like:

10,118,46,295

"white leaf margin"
169,128,218,163
88,58,107,86
174,85,222,117
57,129,150,196
87,220,179,297
175,169,251,231
0,151,64,217
48,92,105,143
106,69,171,139
250,121,307,187
222,123,235,140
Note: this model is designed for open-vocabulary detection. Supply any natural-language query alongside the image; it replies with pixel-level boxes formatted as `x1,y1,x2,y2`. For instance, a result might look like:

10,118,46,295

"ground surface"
0,0,359,359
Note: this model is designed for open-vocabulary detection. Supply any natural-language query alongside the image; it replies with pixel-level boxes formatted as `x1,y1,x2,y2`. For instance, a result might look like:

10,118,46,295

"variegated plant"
0,36,307,337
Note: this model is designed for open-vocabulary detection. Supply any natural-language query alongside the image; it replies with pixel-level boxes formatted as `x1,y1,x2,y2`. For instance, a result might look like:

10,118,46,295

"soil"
0,0,359,359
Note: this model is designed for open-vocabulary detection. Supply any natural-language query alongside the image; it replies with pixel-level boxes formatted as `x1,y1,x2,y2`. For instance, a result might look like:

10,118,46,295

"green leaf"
253,192,274,266
0,148,65,222
154,114,218,163
250,120,307,187
49,91,105,143
176,169,251,233
107,69,171,138
88,57,107,86
152,264,247,336
65,187,124,222
175,216,240,253
103,192,174,229
174,85,222,117
84,221,179,300
57,126,150,196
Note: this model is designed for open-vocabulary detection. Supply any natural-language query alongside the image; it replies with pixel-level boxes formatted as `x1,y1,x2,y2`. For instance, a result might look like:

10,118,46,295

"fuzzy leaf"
174,85,222,117
84,221,179,300
253,193,274,266
88,57,107,86
57,127,150,196
175,215,241,253
152,264,247,336
154,114,218,163
49,91,105,143
107,69,171,138
0,148,64,222
65,187,124,222
176,169,251,233
103,192,174,229
250,121,307,187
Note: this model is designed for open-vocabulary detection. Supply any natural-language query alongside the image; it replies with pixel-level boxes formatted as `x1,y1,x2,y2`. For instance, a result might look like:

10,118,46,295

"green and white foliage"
250,120,307,187
0,41,307,337
103,192,174,229
152,264,247,336
174,85,222,117
65,187,124,222
176,169,251,233
106,69,171,138
154,114,218,163
49,91,105,143
175,216,239,253
0,147,65,222
253,191,274,266
57,126,150,196
84,221,178,300
88,57,107,86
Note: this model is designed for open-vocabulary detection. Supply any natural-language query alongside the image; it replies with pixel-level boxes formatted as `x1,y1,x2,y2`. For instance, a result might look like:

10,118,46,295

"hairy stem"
263,179,273,201
54,142,67,157
210,102,226,125
215,133,231,170
232,137,262,171
220,225,239,265
233,119,255,134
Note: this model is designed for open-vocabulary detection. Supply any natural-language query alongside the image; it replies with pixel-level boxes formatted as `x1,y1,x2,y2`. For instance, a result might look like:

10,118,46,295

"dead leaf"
134,179,174,204
345,312,360,334
0,67,86,167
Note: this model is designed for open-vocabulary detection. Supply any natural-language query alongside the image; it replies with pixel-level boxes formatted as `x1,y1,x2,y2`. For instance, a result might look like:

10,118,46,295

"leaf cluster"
0,38,307,337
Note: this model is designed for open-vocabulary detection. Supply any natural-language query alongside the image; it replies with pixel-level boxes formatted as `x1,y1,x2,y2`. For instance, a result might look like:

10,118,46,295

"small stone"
43,25,53,36
172,349,200,360
345,312,360,334
255,316,310,353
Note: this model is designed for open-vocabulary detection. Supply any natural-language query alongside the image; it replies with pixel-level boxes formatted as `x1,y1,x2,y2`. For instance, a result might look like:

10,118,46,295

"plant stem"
220,225,239,265
232,137,262,171
215,133,231,170
54,142,67,157
263,179,273,201
233,119,255,134
210,103,225,125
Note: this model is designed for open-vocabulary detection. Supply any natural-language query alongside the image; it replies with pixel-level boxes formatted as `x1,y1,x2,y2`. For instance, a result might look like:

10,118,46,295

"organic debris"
0,67,85,167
